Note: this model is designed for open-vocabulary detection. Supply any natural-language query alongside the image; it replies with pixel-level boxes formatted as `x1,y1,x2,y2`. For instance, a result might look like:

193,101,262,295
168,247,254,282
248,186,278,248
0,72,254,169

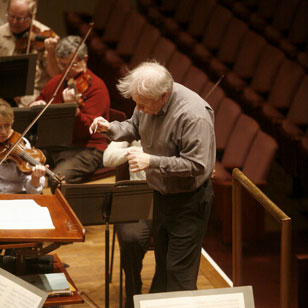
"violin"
0,131,63,184
0,23,94,173
67,72,92,106
15,24,57,53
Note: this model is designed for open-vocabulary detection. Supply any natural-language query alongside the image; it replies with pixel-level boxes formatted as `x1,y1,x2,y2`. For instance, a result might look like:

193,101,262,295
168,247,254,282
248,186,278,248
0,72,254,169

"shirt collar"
155,87,173,117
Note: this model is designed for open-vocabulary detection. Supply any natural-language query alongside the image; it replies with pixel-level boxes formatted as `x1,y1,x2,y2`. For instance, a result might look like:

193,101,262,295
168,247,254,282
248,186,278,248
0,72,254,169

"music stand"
0,54,37,99
12,103,77,147
30,102,77,147
12,107,33,140
60,180,153,308
0,190,85,306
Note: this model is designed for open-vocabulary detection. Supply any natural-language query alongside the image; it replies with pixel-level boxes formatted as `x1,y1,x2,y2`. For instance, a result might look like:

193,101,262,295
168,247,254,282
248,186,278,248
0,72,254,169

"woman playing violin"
0,98,46,194
29,35,110,193
0,0,60,107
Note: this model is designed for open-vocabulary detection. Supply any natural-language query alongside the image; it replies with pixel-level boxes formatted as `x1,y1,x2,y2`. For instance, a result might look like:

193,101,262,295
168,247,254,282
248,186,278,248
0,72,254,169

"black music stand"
12,107,33,140
60,181,153,308
0,54,37,101
12,103,77,147
30,103,77,147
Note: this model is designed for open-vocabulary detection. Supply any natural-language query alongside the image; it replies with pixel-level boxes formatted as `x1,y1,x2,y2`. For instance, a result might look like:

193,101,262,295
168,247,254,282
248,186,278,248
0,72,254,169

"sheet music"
140,293,245,308
0,274,44,308
0,199,55,229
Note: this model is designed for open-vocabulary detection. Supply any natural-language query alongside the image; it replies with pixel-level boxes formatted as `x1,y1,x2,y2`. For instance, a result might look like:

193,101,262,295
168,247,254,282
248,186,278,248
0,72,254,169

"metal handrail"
232,168,292,308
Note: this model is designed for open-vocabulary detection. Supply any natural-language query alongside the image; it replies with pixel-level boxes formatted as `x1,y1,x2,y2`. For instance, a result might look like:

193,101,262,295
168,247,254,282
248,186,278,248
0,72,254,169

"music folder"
0,267,48,308
0,53,37,98
134,286,255,308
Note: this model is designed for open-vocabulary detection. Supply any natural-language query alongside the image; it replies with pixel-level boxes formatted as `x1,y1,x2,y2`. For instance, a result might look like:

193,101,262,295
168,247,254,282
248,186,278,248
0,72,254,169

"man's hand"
44,36,59,53
128,146,143,153
28,100,47,107
89,116,110,134
127,149,150,173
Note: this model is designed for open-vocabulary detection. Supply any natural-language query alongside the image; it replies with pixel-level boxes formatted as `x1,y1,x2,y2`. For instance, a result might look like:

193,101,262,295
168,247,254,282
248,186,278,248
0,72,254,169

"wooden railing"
232,168,292,308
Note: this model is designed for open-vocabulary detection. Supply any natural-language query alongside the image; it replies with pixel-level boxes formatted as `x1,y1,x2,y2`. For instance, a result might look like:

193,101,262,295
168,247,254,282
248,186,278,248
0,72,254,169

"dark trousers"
152,180,213,292
116,219,159,308
44,146,103,192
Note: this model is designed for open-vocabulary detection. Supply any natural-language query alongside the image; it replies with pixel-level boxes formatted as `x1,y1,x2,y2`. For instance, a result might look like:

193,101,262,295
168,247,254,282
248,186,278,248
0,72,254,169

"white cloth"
103,140,145,181
0,138,45,194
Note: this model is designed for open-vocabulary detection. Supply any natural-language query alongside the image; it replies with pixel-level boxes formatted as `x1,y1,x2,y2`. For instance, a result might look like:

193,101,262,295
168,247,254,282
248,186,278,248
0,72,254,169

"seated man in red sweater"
30,35,110,192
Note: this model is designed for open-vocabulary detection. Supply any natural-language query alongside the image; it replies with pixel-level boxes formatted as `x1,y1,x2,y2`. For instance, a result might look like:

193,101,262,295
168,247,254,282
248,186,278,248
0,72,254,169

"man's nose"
10,17,19,24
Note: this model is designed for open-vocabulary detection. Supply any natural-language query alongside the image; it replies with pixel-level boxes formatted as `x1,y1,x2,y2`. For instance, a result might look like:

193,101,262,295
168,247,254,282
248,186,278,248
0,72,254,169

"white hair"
56,35,88,59
8,0,36,14
116,61,174,99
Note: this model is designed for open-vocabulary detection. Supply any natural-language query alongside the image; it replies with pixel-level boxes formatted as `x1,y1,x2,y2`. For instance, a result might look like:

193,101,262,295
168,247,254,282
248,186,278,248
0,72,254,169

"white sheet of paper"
0,274,43,308
140,293,245,308
0,199,55,229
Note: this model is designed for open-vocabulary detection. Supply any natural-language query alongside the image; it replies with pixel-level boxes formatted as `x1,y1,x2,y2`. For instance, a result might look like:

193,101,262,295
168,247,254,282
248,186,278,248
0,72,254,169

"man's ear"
162,92,169,102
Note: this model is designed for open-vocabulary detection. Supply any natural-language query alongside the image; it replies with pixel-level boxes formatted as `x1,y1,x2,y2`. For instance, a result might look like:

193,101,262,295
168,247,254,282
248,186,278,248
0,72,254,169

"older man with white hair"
90,60,215,296
0,0,59,106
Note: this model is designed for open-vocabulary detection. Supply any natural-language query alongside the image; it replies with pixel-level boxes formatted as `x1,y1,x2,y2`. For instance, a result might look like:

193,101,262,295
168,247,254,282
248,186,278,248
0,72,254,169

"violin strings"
9,143,60,181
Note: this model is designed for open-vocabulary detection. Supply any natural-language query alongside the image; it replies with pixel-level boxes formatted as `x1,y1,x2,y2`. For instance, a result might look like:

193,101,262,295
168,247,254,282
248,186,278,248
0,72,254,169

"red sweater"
36,69,110,152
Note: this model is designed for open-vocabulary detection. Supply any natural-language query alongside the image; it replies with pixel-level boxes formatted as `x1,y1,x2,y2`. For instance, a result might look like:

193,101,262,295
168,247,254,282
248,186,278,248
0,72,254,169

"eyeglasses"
7,13,31,23
57,58,83,70
0,123,11,132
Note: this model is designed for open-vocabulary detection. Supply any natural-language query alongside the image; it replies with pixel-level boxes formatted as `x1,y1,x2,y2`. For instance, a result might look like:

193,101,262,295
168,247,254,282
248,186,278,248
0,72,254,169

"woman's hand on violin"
30,164,48,188
28,100,46,107
62,87,79,103
89,116,110,134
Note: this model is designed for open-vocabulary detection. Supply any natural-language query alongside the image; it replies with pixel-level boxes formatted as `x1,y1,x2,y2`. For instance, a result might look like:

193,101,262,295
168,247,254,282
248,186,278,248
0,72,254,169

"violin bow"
0,22,94,167
26,0,38,54
204,74,224,101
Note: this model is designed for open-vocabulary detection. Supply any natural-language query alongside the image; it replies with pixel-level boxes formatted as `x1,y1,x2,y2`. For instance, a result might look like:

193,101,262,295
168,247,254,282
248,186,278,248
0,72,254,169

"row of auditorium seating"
63,0,308,174
137,1,307,123
62,0,282,157
134,0,308,195
63,0,280,240
220,0,308,63
214,111,278,243
138,0,308,72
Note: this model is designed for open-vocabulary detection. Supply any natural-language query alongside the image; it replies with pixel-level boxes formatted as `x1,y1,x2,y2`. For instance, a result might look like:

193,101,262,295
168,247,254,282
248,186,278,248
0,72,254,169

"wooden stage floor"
45,176,230,307
55,224,230,308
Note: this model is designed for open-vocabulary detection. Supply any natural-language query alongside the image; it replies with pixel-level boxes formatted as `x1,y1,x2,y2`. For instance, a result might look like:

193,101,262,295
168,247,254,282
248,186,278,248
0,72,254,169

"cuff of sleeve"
105,122,117,139
28,185,43,194
149,155,160,168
